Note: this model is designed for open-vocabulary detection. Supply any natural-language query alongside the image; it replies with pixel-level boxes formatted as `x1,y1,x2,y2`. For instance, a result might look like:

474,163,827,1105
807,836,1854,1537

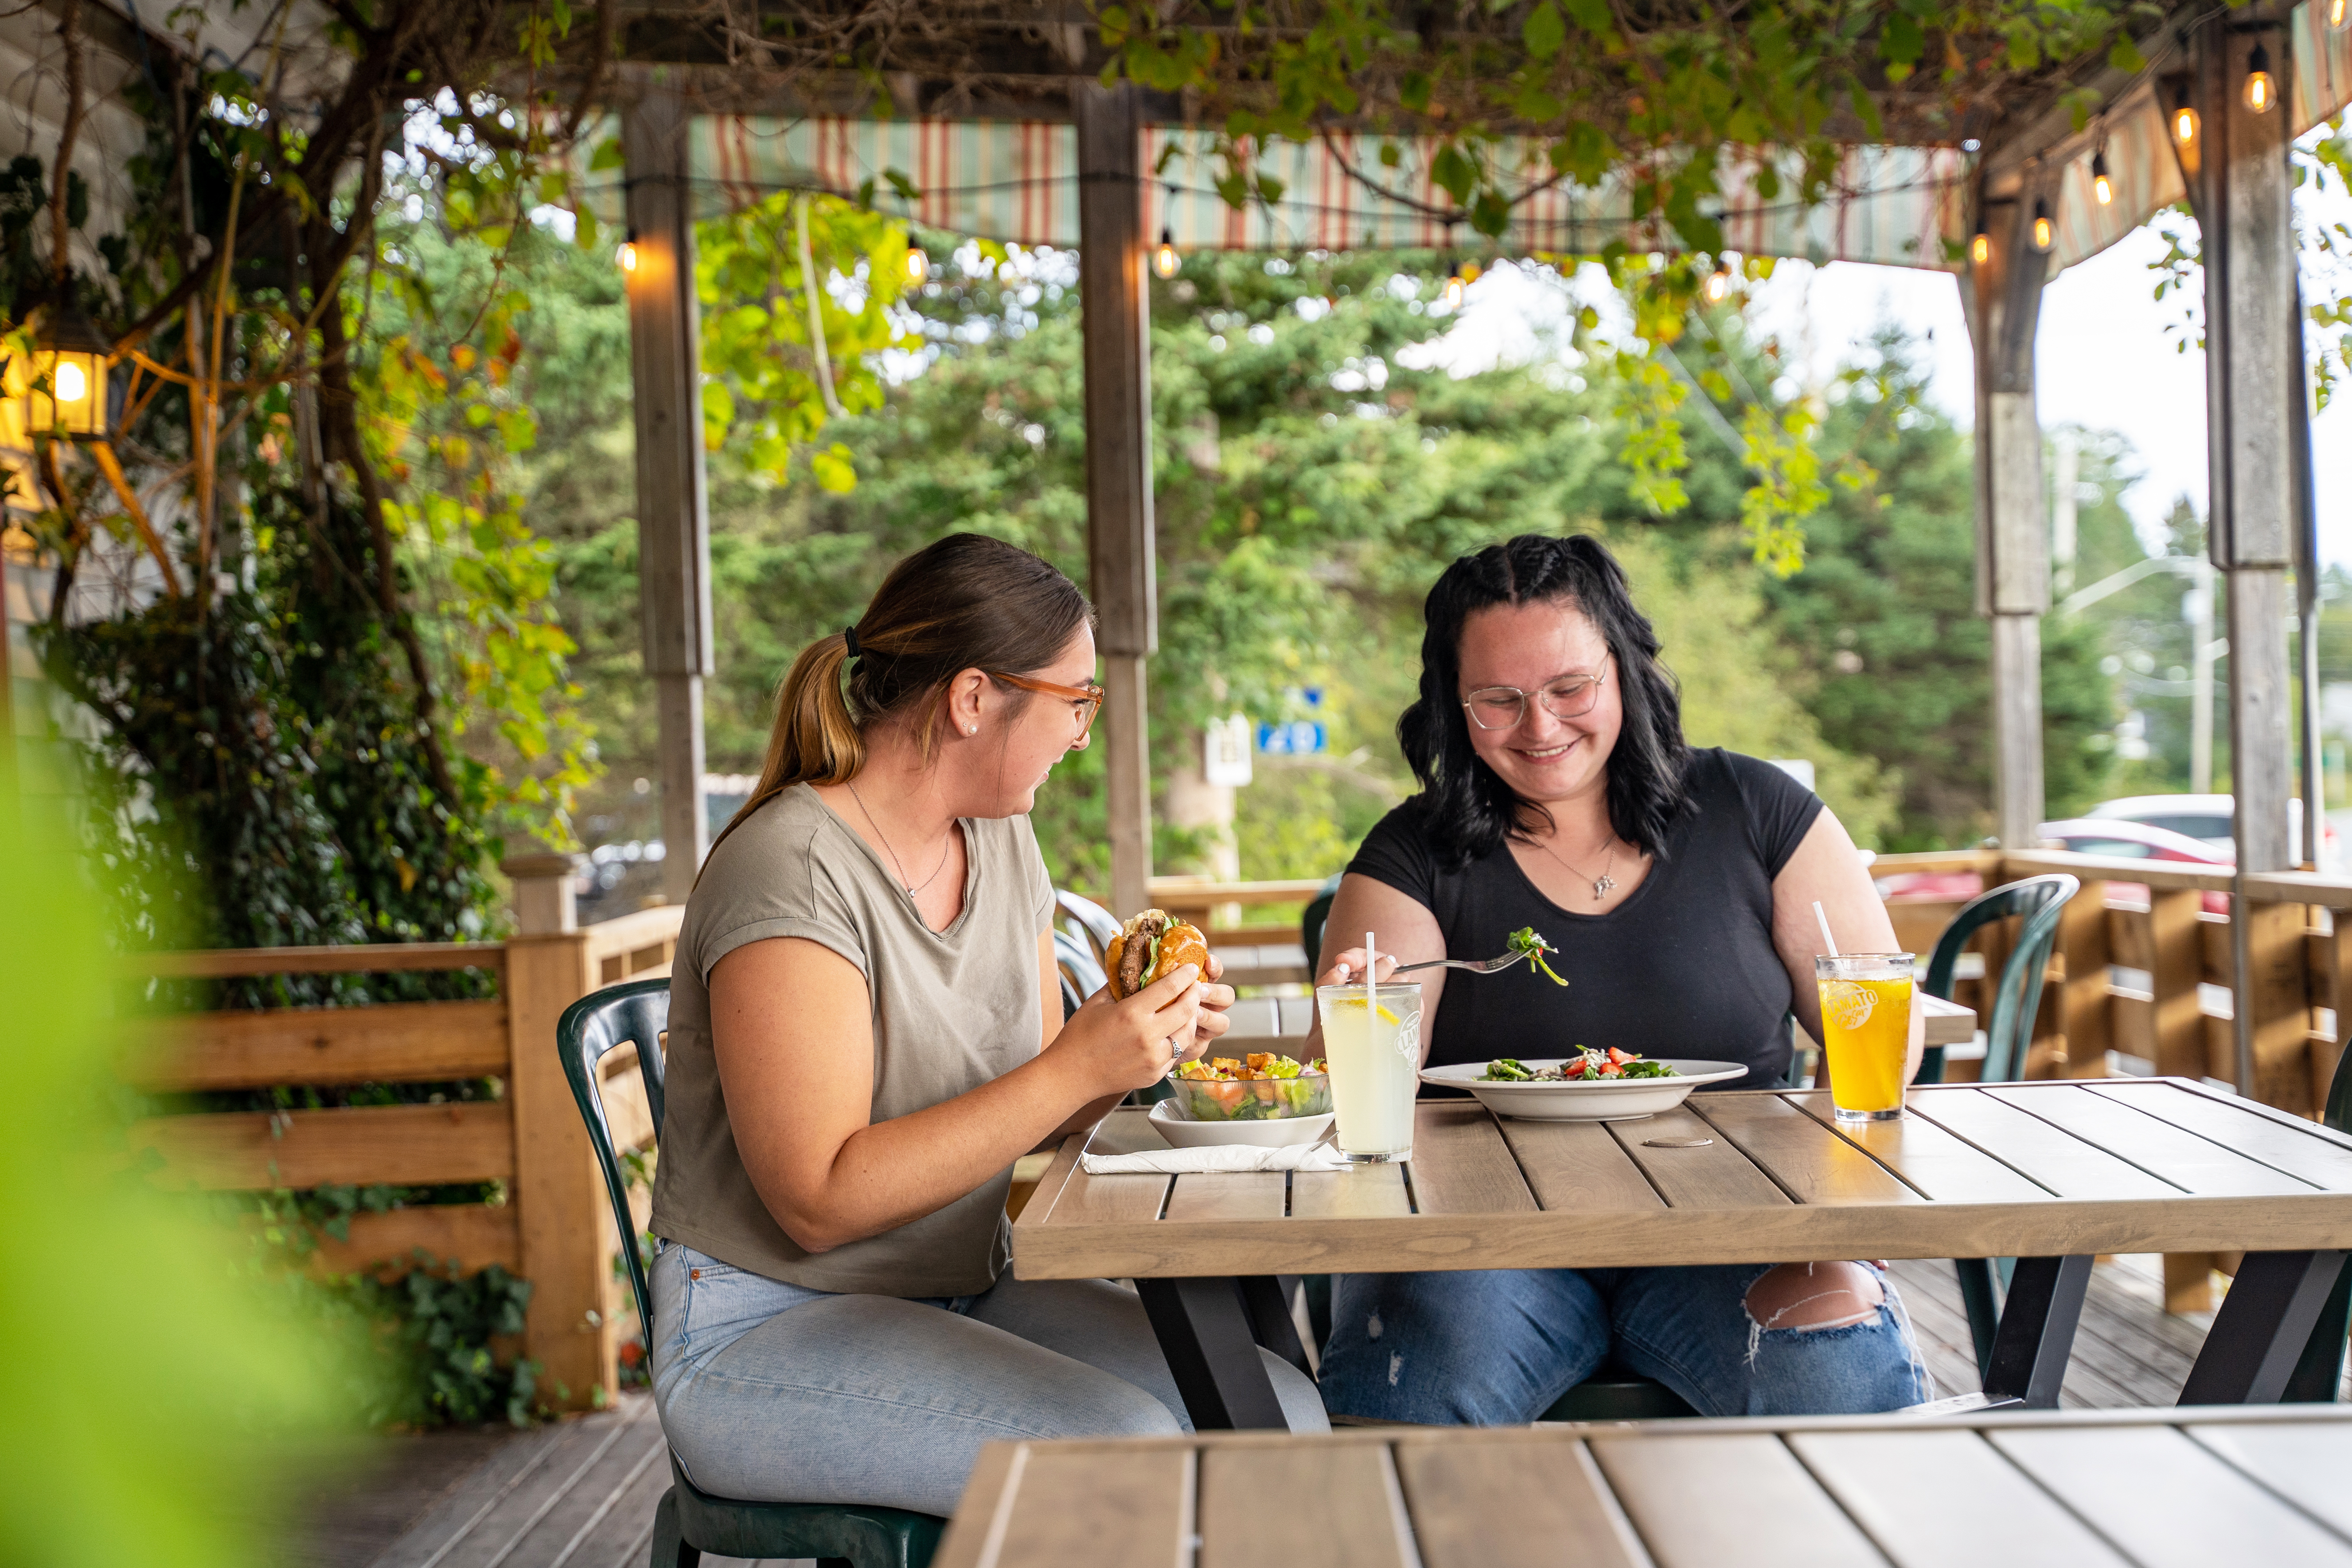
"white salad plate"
1418,1059,1750,1122
1147,1100,1337,1148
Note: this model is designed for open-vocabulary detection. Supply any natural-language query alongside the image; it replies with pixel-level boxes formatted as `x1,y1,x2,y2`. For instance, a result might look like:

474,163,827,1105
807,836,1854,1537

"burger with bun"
1105,909,1210,999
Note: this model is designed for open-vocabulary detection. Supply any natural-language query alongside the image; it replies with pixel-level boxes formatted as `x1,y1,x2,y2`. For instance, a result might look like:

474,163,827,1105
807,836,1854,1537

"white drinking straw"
1365,930,1378,1017
1813,900,1840,958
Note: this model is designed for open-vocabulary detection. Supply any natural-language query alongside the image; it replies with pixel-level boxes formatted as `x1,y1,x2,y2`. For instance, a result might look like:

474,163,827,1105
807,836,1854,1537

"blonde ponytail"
704,632,865,866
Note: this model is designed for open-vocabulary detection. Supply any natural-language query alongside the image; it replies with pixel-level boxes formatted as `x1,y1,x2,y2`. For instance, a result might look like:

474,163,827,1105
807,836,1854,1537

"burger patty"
1119,911,1168,995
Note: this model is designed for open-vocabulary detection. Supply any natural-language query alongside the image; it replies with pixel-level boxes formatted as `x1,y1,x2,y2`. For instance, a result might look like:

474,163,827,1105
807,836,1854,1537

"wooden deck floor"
296,1256,2346,1568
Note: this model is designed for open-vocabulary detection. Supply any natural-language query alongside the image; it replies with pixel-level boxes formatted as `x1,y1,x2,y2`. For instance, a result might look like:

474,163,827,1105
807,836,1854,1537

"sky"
1434,174,2352,571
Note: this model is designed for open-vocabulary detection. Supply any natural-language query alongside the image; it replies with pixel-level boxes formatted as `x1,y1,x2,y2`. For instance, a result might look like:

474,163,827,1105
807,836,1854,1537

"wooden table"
1013,1079,2352,1429
934,1404,2352,1568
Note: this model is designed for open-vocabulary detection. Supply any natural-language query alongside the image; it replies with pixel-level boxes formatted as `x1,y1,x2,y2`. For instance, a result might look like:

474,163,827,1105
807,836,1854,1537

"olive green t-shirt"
649,782,1056,1296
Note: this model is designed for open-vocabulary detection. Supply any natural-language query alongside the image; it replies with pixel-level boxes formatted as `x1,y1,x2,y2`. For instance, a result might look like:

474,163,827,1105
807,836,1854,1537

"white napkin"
1080,1143,1352,1175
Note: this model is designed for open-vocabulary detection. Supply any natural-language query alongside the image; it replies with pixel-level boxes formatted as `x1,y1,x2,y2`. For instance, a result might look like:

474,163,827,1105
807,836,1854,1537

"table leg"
2179,1249,2349,1406
1237,1275,1312,1378
1979,1255,2092,1408
1135,1276,1295,1431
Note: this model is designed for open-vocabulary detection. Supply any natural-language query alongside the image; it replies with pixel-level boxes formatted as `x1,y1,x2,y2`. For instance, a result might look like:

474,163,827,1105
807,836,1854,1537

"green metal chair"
1914,874,2079,1378
555,978,946,1568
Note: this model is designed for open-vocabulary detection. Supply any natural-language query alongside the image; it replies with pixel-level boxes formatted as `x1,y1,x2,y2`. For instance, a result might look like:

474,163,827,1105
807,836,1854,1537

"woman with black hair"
1311,532,1931,1424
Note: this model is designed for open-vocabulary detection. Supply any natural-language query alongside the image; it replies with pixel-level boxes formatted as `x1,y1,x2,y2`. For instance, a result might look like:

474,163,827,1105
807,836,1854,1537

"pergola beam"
621,83,715,902
2176,12,2300,1104
1074,80,1157,917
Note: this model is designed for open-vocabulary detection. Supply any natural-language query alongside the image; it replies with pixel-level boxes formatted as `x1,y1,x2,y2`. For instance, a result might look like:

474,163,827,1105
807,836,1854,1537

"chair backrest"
1052,927,1106,1018
1056,889,1121,965
556,977,671,1336
1917,874,2079,1085
1300,873,1344,971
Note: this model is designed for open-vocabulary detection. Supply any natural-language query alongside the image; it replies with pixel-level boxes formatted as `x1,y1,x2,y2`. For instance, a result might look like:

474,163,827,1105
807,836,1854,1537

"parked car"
2085,793,2338,868
2035,818,2233,914
1877,818,2233,913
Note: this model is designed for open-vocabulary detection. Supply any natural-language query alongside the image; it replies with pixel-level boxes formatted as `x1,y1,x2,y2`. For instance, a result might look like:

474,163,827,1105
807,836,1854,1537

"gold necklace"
1535,831,1620,901
845,780,953,895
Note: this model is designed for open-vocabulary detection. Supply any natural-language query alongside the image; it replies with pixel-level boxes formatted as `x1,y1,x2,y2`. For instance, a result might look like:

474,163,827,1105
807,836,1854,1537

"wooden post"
2058,879,2110,1075
502,854,616,1409
623,82,714,904
2180,17,2296,1097
1960,173,2053,852
1074,80,1156,917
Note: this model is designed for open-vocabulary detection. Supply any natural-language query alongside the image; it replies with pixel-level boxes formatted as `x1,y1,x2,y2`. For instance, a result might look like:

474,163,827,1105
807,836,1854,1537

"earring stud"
967,725,976,734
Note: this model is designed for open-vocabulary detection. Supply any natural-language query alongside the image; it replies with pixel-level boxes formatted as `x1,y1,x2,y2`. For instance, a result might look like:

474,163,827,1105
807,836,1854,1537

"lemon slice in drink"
1326,997,1401,1025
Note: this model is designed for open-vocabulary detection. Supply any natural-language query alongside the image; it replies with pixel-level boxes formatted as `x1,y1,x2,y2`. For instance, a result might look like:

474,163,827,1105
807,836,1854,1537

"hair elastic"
843,625,862,659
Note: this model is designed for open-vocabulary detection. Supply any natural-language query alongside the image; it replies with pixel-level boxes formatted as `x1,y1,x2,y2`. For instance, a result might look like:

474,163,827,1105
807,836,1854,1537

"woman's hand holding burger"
1050,962,1209,1097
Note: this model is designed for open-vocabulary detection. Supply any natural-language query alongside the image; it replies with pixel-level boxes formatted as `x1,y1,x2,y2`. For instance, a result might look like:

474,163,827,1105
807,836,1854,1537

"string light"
1442,257,1467,309
1703,261,1732,304
1970,214,1991,266
1154,227,1180,280
2092,150,2114,207
616,236,639,273
2332,0,2348,32
906,246,930,284
2243,40,2277,114
2031,198,2054,253
2171,82,2200,147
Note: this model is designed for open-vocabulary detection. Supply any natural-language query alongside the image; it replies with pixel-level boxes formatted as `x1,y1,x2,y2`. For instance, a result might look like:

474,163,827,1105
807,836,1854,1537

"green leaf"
1523,0,1567,62
2107,34,2145,74
1399,71,1432,112
810,443,858,492
1561,0,1612,35
1431,142,1478,204
589,137,624,173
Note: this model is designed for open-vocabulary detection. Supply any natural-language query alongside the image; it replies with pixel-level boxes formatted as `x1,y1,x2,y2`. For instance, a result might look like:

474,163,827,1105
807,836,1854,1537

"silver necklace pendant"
1592,875,1616,900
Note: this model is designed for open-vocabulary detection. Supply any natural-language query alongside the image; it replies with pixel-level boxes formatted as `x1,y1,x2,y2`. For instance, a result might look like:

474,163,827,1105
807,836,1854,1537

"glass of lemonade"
1815,953,1913,1122
1317,982,1423,1162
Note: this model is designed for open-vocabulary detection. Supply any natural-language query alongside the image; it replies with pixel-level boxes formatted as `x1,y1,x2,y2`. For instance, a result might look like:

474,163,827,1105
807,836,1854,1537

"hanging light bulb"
616,236,639,274
1153,227,1180,280
1703,261,1732,304
905,246,930,285
1442,258,1467,309
2171,82,2200,146
1970,215,1991,267
2244,41,2277,114
2092,151,2114,207
2332,0,2348,32
2031,198,2054,253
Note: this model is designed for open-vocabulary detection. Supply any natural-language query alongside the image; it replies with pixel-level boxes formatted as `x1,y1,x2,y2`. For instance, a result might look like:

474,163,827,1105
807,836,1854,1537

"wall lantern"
23,297,114,441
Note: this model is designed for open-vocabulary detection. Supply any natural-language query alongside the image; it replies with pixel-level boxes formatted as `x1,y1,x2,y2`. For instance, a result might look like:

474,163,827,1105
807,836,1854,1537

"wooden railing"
123,855,677,1411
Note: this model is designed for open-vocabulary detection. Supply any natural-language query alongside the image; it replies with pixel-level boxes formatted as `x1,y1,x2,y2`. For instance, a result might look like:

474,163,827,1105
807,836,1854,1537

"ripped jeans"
1318,1264,1931,1425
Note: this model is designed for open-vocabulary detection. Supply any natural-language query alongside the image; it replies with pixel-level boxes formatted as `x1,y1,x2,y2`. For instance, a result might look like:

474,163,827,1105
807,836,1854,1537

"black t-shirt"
1346,749,1823,1089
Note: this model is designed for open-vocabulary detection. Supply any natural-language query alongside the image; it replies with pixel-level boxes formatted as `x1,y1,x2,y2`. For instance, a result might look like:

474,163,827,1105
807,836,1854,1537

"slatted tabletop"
1012,1078,2352,1281
932,1404,2352,1568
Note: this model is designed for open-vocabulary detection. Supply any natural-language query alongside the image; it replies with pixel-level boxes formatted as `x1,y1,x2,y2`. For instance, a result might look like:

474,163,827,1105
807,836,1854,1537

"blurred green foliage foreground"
0,813,338,1566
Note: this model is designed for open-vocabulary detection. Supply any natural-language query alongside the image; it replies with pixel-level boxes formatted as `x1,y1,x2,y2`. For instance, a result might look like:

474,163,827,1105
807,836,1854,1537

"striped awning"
665,0,2352,277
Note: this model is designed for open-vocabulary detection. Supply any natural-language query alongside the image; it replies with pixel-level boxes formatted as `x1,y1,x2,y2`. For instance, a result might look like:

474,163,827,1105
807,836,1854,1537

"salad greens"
1481,1049,1679,1082
1509,927,1568,986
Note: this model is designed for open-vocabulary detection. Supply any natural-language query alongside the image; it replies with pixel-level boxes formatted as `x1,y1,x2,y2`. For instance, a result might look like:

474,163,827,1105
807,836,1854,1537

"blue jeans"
1318,1264,1932,1424
648,1242,1329,1516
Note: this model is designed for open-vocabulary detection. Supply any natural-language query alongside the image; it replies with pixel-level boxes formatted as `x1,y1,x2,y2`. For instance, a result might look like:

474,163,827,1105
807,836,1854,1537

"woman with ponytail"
647,533,1326,1519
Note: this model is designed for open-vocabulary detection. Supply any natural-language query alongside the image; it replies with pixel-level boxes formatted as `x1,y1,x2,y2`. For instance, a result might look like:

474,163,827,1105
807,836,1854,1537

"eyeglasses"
1461,667,1609,730
987,670,1105,740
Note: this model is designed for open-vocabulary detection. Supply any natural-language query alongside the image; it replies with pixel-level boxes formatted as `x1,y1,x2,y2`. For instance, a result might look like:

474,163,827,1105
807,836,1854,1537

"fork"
1388,948,1533,978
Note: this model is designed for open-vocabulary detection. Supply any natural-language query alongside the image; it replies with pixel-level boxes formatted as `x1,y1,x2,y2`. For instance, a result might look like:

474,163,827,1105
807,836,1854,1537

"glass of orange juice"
1815,953,1913,1122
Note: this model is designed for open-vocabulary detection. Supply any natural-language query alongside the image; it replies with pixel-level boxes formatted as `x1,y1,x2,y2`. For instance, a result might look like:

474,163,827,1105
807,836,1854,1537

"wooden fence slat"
2244,901,2316,1116
124,942,507,979
122,1000,510,1091
303,1202,521,1278
130,1102,514,1190
2149,891,2208,1081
